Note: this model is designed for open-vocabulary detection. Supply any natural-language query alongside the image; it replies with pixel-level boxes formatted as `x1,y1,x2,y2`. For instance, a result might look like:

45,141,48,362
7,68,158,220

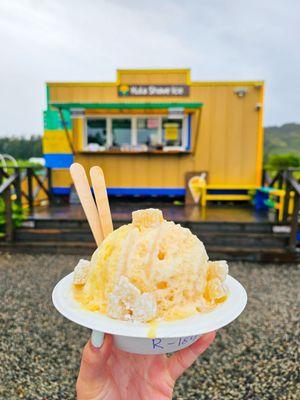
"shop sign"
118,84,189,97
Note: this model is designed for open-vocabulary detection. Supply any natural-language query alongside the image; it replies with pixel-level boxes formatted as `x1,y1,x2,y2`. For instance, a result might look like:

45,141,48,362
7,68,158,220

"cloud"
0,0,299,136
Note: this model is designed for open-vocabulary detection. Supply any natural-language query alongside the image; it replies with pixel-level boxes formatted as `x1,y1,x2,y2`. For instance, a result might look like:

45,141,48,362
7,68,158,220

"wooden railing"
262,168,300,249
0,166,52,242
0,172,18,242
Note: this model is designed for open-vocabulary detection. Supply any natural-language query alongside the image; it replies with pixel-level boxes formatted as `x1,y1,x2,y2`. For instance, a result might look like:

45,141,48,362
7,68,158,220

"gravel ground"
0,253,299,400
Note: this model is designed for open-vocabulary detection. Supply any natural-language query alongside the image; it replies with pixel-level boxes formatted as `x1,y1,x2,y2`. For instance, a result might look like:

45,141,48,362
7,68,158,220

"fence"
262,168,300,249
0,166,52,241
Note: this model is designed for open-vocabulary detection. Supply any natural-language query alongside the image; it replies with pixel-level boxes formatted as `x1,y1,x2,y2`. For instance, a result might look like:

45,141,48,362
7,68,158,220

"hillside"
264,123,300,159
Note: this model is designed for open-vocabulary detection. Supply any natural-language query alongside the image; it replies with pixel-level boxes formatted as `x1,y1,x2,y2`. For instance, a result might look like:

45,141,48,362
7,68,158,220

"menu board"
164,123,179,141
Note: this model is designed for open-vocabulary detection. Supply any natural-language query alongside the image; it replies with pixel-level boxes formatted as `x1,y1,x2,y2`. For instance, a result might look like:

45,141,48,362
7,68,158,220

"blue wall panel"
44,153,73,168
107,188,185,196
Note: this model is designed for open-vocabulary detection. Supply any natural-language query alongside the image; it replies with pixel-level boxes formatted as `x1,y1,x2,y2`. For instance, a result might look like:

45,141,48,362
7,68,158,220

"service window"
137,117,160,146
84,115,188,151
112,118,131,147
162,118,183,147
86,118,107,148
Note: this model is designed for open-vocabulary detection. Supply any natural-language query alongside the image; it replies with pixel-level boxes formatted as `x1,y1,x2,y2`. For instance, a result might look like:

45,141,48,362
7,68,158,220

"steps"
15,228,94,243
0,241,95,255
15,228,288,249
9,217,298,262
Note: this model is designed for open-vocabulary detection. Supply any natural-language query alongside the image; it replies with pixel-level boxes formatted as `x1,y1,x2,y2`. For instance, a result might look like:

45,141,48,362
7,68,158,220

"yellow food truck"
43,69,264,201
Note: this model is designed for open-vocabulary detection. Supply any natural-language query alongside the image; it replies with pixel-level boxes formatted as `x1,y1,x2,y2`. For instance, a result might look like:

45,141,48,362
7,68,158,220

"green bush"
266,153,300,169
0,198,27,232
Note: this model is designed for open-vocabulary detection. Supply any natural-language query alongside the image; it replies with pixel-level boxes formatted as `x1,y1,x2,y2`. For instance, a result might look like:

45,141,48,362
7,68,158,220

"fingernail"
91,331,104,348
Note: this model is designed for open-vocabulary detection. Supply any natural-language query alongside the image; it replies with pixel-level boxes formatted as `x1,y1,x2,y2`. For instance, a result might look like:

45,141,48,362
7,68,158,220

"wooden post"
269,171,280,187
283,181,291,222
15,168,22,207
47,167,53,204
4,186,13,242
278,170,283,190
27,168,34,212
261,169,266,186
289,192,300,250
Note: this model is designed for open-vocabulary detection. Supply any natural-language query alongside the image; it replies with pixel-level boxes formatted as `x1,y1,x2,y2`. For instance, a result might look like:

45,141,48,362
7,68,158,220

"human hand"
76,332,216,400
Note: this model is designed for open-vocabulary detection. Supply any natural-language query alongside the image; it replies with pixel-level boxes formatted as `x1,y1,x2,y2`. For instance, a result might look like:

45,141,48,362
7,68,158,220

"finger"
91,330,104,348
168,332,216,380
77,334,113,388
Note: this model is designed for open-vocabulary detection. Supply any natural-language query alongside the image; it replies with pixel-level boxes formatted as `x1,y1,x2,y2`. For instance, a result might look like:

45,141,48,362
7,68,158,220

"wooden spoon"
90,166,113,238
70,163,104,246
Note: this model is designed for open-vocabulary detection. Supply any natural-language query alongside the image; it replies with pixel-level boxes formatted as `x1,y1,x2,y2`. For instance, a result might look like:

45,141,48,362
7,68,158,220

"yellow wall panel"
209,87,228,184
72,118,84,151
225,94,243,185
132,156,149,187
43,130,73,154
189,84,262,186
52,169,72,187
192,88,211,172
118,70,189,85
162,157,179,186
147,157,164,187
178,156,196,186
240,88,260,184
50,86,117,103
255,86,264,185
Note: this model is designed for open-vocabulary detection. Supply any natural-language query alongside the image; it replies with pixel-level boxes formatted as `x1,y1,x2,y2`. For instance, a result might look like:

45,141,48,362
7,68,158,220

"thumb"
168,331,216,380
76,334,113,398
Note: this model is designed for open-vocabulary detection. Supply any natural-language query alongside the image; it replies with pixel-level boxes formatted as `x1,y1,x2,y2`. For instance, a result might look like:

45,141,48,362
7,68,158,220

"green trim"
50,102,203,110
43,109,72,130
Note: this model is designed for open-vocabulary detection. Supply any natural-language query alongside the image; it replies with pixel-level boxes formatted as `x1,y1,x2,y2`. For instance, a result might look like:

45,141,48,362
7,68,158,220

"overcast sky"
0,0,299,137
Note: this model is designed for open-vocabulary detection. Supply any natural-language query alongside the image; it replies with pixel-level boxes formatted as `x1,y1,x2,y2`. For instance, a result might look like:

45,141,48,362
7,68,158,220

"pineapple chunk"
132,208,163,229
207,260,228,282
205,278,228,302
132,293,157,322
107,276,157,322
109,276,140,309
73,259,91,285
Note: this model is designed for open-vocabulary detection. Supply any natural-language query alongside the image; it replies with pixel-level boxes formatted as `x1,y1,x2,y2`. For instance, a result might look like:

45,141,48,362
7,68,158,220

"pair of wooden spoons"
70,163,113,246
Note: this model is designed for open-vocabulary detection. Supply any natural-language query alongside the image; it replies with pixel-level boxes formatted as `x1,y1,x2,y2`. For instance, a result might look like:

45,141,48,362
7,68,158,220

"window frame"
136,116,162,146
84,114,189,151
111,117,133,148
85,117,108,149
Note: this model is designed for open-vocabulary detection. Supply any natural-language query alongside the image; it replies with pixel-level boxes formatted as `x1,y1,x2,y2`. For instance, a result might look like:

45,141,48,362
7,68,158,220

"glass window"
162,118,183,147
86,119,107,148
112,119,131,147
137,118,160,146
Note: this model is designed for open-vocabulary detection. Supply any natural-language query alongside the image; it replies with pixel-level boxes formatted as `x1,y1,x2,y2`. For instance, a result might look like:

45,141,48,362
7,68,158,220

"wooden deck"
28,201,273,224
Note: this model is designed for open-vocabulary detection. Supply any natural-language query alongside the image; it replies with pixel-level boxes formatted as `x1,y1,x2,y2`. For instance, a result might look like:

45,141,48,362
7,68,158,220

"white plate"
52,272,247,350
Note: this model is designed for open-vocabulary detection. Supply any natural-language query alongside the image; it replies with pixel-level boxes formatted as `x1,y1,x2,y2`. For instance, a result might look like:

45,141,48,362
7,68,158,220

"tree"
0,135,42,160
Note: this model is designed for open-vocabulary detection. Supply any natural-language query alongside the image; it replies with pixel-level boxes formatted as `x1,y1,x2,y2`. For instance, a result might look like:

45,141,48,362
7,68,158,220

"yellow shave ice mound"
72,209,228,322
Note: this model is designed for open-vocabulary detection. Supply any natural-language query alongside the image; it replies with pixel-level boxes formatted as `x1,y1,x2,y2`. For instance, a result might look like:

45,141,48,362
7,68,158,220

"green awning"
50,102,203,110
